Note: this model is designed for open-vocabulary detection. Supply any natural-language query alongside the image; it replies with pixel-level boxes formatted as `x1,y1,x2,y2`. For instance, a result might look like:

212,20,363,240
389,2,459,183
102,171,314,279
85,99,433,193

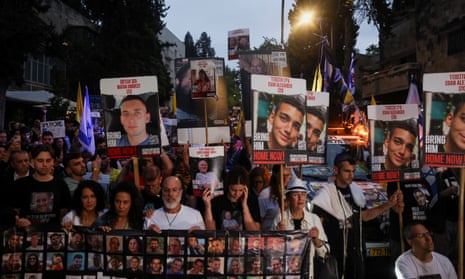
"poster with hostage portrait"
100,76,161,159
368,104,420,182
423,72,465,167
306,91,330,164
190,59,217,99
189,146,224,197
252,75,307,164
228,28,249,60
239,50,290,120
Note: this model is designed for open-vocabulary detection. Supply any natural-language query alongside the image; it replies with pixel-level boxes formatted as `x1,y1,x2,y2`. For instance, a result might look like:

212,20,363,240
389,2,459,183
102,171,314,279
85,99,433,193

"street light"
281,0,285,46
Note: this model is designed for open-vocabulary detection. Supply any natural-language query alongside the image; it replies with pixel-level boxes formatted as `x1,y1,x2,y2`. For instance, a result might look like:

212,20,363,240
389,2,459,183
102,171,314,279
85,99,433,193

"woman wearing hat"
272,177,329,277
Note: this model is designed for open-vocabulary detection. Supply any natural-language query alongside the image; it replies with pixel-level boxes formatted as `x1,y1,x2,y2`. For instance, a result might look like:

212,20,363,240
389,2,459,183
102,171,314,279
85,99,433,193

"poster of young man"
100,76,161,159
228,28,249,60
423,72,465,167
306,91,329,164
252,75,307,164
368,104,420,182
189,146,224,197
239,50,290,121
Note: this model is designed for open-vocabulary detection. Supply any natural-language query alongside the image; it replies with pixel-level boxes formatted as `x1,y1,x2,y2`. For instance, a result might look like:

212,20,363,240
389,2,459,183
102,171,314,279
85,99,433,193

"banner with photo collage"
1,226,310,279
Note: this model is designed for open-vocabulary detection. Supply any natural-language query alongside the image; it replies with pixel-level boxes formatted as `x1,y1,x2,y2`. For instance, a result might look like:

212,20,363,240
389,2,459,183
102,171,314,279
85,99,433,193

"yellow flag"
312,65,323,92
371,95,377,105
343,89,355,104
235,110,244,137
76,82,83,122
171,93,177,114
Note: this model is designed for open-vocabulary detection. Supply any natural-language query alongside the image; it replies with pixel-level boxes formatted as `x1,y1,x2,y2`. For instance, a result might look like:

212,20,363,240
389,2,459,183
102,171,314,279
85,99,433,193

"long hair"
72,180,106,216
108,181,144,229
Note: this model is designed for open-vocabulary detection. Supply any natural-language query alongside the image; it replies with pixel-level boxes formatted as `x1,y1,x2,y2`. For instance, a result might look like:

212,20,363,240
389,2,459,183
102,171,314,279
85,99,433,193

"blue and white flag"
347,52,355,95
78,86,95,155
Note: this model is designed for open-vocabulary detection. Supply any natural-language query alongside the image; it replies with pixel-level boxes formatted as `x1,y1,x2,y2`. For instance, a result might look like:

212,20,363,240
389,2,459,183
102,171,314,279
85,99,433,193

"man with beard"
144,176,205,231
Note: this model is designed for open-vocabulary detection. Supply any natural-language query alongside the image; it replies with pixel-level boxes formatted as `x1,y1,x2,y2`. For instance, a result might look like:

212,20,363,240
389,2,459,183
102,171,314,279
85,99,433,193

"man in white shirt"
395,222,457,279
144,176,205,232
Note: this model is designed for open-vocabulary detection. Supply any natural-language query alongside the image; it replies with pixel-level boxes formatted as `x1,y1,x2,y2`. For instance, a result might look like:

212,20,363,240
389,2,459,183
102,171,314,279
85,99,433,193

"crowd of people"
0,121,459,279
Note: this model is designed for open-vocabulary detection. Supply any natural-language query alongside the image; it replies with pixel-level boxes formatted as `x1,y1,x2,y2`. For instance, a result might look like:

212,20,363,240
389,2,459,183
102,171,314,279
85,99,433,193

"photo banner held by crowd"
423,72,465,167
306,91,330,164
367,104,421,182
189,146,224,197
1,226,310,278
100,76,161,159
252,74,307,165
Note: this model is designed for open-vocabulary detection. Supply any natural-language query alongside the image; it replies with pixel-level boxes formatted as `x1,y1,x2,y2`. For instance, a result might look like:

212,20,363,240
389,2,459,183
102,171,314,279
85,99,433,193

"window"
23,54,52,86
448,27,465,55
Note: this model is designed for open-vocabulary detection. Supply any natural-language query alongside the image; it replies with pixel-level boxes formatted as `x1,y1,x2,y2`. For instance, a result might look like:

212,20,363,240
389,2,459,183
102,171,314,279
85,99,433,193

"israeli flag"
78,86,95,155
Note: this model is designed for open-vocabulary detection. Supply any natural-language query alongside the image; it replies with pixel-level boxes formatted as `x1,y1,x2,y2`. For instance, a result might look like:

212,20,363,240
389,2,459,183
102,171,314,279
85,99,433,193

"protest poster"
368,104,420,182
252,75,307,164
228,28,249,60
239,50,290,120
306,91,330,164
175,58,230,144
100,76,161,159
189,146,224,197
423,72,465,167
40,120,65,138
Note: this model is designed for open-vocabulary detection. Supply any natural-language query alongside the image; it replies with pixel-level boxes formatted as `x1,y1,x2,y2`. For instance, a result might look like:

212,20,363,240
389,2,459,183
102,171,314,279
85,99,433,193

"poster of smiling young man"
252,75,307,165
423,72,465,167
306,91,329,164
368,104,420,182
100,76,161,159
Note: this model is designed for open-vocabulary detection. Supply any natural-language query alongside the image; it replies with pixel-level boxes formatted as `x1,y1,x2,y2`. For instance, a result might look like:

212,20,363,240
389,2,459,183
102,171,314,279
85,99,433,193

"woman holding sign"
272,178,329,277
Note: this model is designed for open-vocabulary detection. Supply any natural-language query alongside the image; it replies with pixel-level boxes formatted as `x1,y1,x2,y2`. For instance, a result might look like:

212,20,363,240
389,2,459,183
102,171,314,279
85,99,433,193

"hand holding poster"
100,76,161,159
423,72,465,167
368,104,420,182
252,75,307,164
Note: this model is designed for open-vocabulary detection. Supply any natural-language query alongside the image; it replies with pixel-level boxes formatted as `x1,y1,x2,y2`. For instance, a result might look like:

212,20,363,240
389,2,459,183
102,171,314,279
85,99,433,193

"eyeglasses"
410,231,433,239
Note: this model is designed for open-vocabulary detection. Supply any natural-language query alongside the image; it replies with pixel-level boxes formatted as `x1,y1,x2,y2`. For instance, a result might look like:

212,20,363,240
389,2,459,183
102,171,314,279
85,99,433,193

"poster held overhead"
251,75,307,165
367,104,420,182
100,76,161,159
